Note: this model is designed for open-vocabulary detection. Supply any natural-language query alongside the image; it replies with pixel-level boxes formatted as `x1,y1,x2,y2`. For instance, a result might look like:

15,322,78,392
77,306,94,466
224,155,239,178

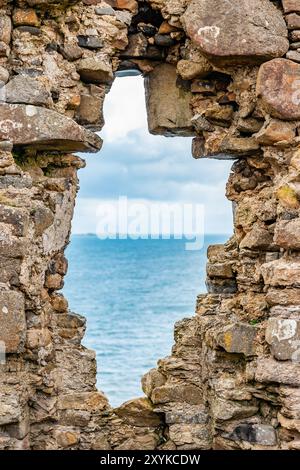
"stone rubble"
0,0,300,451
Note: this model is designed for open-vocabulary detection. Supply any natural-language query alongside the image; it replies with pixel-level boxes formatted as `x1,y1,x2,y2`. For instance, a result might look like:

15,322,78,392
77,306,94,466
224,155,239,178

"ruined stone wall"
1,0,300,451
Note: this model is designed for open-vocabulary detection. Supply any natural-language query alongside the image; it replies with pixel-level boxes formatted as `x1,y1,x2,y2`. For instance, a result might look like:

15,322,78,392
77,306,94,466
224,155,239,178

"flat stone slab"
183,0,289,65
257,58,300,120
0,104,102,152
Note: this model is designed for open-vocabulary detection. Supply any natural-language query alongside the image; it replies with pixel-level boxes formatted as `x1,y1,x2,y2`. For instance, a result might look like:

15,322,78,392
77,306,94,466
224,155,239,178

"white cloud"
101,76,147,142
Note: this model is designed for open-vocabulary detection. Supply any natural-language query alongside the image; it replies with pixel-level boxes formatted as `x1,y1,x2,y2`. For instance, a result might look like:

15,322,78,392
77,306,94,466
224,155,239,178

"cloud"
74,76,233,235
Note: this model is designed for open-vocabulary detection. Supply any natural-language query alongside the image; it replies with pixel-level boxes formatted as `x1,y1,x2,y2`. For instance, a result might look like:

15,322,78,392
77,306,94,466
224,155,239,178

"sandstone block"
177,58,212,80
0,103,102,152
206,262,233,279
0,16,12,45
151,384,202,405
0,391,21,426
0,290,26,353
283,0,300,13
266,318,300,361
77,58,113,84
169,423,211,450
58,391,109,412
217,322,258,357
13,9,39,27
4,76,50,107
114,398,161,427
274,218,300,249
257,59,300,120
256,357,300,385
254,119,296,145
182,0,288,66
145,64,194,137
286,13,300,29
261,259,300,287
266,288,300,306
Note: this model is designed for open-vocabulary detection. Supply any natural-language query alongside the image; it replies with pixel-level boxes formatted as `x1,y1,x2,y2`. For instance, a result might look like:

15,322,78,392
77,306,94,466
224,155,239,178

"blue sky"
72,75,233,235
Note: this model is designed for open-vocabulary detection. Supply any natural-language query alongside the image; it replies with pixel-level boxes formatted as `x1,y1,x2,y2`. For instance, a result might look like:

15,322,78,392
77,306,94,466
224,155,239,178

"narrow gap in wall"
63,76,233,407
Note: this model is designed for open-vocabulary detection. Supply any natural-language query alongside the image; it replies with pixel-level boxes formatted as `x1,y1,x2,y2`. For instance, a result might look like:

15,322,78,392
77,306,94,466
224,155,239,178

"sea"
63,235,228,407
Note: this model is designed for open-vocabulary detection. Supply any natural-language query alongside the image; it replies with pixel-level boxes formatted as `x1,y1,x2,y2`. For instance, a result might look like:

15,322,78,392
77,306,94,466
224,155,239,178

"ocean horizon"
64,234,229,407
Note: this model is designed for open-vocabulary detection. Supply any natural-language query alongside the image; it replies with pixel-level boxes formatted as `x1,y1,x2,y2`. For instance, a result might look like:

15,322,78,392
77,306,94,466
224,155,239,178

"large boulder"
145,64,194,136
0,104,102,152
257,58,300,120
182,0,289,65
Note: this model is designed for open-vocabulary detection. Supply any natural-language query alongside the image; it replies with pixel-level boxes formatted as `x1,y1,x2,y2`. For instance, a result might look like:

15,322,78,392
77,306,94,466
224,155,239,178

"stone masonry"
1,0,300,450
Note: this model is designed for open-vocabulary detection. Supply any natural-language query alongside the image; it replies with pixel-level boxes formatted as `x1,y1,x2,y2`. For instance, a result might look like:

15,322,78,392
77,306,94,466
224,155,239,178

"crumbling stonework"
1,0,300,451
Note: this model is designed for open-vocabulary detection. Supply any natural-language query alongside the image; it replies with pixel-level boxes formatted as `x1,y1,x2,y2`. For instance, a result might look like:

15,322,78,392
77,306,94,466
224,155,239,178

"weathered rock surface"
257,59,300,120
266,318,300,361
0,290,26,353
4,76,50,107
182,0,289,65
0,104,102,152
145,64,194,136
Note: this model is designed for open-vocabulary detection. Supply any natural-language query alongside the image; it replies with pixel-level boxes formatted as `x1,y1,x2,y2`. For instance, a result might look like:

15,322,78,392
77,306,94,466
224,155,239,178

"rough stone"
266,317,300,361
0,290,26,353
77,58,113,84
114,398,161,427
182,0,289,65
217,323,258,357
255,358,300,386
0,104,102,152
261,259,300,288
257,59,300,120
274,219,300,250
4,76,50,106
145,64,194,136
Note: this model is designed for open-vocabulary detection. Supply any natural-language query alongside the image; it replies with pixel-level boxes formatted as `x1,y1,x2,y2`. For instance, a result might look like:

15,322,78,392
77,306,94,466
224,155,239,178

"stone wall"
1,0,300,450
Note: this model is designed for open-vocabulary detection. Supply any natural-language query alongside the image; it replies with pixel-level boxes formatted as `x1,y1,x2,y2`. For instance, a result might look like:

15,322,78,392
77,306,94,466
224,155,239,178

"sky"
72,75,233,236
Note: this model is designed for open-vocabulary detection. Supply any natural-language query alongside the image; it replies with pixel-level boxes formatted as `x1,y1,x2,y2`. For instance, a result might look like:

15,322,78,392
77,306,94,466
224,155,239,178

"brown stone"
191,137,205,159
177,59,212,80
255,358,300,386
254,119,296,145
114,398,161,427
257,59,300,120
145,64,194,137
13,9,39,27
240,226,273,250
0,104,102,152
58,392,109,412
0,16,12,45
277,185,300,209
274,218,300,249
77,58,113,84
217,323,258,356
261,259,300,287
151,384,202,405
0,290,26,353
77,93,104,131
266,288,300,306
286,13,300,29
106,0,137,13
182,0,288,66
266,318,300,361
283,0,300,14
